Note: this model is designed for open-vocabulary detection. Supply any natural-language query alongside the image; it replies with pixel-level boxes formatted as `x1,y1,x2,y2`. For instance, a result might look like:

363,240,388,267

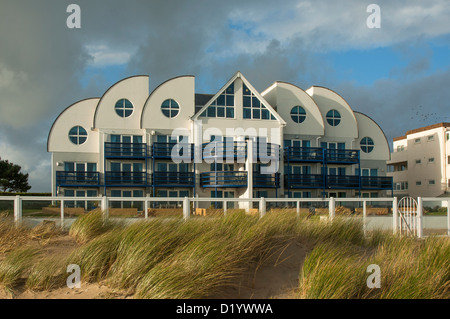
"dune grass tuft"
0,247,37,289
69,209,122,244
299,235,450,299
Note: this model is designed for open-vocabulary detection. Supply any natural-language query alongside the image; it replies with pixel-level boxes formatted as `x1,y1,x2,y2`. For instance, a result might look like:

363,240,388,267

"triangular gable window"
243,84,275,120
200,83,235,118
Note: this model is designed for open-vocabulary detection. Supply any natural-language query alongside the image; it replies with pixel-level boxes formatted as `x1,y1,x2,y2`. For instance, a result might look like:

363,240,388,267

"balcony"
361,176,393,190
152,172,195,187
105,142,147,159
325,149,360,164
56,171,100,187
252,143,281,161
152,142,194,160
202,142,247,161
105,172,148,187
253,173,280,188
326,175,360,189
284,147,324,163
200,171,248,188
284,174,325,189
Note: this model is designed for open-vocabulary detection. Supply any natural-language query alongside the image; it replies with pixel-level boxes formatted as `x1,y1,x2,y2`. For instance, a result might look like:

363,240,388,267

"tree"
0,157,32,192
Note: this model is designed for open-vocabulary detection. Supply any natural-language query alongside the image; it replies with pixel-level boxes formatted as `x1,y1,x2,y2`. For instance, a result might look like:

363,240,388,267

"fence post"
329,197,335,221
259,197,266,218
393,197,398,235
60,199,65,230
223,200,227,216
144,194,149,219
101,196,109,220
363,200,367,236
183,197,190,221
14,195,22,227
296,201,300,218
447,200,450,237
417,197,423,238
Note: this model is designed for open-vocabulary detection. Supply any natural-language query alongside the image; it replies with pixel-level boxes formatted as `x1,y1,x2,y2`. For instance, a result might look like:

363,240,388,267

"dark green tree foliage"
0,158,31,192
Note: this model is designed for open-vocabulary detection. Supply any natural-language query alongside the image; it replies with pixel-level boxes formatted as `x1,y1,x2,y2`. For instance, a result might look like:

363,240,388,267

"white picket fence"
1,195,449,238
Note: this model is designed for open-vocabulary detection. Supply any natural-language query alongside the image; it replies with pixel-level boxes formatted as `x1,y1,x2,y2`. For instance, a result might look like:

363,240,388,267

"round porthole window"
360,137,374,153
326,109,341,126
290,106,307,123
115,99,134,118
68,126,88,145
161,99,180,118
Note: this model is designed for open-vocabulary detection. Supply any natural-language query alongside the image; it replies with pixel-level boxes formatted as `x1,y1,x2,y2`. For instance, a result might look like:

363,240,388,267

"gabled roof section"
191,71,286,124
192,72,239,120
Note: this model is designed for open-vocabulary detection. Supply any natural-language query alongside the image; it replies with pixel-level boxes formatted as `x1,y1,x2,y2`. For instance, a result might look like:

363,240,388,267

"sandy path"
208,239,311,299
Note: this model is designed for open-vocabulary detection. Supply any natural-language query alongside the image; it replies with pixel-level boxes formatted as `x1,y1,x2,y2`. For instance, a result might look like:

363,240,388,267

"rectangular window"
429,157,435,163
427,135,434,141
429,180,435,185
414,138,421,144
415,159,422,164
416,181,422,186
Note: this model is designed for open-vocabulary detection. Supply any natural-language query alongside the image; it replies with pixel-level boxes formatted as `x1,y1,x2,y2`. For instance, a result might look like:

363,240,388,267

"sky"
1,0,450,192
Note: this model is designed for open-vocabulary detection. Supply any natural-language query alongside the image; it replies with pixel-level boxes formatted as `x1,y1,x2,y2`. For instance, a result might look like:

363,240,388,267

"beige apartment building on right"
387,123,450,199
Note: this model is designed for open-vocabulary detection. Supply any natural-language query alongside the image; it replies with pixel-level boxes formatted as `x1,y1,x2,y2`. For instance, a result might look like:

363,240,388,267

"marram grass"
68,209,122,244
299,235,450,299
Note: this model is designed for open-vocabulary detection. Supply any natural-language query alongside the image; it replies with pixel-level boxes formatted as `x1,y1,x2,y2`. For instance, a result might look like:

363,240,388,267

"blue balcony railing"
326,175,360,189
284,147,324,162
253,173,280,188
152,172,195,187
325,149,359,164
284,174,325,189
202,142,247,160
105,142,147,158
56,171,100,187
200,171,248,188
361,176,393,190
105,171,148,186
152,142,194,159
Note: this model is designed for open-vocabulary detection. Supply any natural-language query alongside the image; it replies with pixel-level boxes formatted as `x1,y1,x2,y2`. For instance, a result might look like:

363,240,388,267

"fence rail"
1,195,448,237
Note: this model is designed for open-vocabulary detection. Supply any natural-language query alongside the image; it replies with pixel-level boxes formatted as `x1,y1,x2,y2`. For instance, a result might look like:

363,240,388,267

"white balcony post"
259,197,266,218
183,197,190,221
393,197,398,235
14,195,22,227
60,199,65,230
417,197,423,238
329,197,335,221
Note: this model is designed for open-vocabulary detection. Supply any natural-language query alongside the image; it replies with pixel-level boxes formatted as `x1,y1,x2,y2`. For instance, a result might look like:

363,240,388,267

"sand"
0,234,310,299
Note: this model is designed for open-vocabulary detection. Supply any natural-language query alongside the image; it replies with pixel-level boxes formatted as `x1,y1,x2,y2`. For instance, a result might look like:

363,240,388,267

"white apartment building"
47,71,392,210
387,123,450,198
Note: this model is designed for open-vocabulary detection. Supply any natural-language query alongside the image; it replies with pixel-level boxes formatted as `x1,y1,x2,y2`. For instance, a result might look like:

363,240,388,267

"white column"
417,197,423,238
447,200,450,236
183,197,190,220
329,197,335,221
101,196,109,220
144,194,149,219
393,197,398,235
60,199,65,230
363,200,367,236
14,195,22,227
259,197,266,218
